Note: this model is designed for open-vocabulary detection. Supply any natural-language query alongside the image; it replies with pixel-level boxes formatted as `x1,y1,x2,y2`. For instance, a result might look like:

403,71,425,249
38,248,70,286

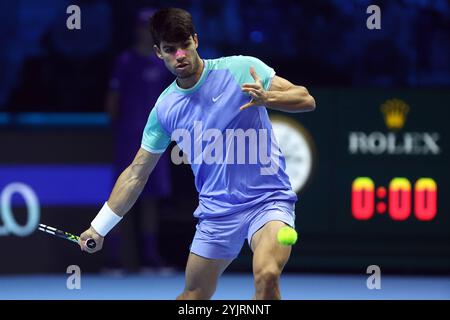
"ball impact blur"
277,226,298,246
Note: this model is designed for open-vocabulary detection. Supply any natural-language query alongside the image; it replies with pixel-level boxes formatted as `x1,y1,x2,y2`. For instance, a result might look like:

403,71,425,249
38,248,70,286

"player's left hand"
240,67,268,110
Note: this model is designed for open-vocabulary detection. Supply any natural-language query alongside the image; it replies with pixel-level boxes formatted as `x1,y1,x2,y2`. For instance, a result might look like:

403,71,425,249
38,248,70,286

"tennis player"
80,8,315,300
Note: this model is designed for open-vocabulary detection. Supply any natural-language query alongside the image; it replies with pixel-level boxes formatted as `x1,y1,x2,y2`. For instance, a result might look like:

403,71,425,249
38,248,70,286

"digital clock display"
351,177,437,221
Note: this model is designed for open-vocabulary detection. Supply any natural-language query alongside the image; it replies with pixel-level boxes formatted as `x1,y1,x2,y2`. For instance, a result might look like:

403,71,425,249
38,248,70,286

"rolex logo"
380,99,410,131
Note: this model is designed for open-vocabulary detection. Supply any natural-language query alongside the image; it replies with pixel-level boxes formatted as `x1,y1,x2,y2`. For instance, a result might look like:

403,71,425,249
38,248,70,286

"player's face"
155,35,200,79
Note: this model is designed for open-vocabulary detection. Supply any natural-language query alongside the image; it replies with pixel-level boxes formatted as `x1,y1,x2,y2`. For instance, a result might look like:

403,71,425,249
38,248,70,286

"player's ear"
193,34,198,49
153,45,163,59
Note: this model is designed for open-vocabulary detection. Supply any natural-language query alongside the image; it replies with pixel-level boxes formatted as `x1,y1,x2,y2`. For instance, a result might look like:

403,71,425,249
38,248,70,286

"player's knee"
254,267,280,291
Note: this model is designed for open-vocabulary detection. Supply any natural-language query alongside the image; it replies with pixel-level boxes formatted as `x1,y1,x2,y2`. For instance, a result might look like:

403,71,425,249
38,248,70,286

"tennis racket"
38,223,96,249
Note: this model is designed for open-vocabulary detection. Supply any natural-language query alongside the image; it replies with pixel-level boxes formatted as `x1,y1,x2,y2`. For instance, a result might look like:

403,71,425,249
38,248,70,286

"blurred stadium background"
0,0,449,299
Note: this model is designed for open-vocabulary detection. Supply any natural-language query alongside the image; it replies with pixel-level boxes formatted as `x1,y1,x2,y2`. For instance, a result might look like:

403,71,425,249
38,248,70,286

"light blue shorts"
189,200,296,260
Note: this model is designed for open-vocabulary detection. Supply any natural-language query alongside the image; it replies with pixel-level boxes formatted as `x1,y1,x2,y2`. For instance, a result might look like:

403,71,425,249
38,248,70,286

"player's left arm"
240,67,316,113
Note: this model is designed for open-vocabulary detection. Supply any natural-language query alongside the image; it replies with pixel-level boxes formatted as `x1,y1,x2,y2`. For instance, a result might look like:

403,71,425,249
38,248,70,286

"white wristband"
91,202,123,237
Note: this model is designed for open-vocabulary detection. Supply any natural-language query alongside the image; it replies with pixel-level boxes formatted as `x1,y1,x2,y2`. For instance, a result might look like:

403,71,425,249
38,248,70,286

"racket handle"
86,238,97,249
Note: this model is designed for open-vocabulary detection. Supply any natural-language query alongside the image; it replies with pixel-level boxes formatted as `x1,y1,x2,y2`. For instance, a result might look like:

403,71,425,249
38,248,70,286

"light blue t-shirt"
142,55,297,218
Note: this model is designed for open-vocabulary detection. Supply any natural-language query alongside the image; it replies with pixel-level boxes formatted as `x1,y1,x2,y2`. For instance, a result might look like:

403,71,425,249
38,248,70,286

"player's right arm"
79,148,162,252
79,106,172,253
108,148,161,215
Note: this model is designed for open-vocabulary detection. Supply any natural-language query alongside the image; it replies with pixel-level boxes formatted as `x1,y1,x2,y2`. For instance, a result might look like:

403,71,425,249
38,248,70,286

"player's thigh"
251,221,291,273
184,253,233,291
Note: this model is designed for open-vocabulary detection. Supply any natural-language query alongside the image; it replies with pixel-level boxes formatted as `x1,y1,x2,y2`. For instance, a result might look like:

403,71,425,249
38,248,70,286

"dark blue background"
0,0,449,112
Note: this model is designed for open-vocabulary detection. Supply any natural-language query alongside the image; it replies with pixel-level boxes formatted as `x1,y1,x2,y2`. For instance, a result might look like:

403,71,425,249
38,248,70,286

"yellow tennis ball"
277,226,298,246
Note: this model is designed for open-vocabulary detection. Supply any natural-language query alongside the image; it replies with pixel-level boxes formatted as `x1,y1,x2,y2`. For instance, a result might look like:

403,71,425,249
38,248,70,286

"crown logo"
380,99,409,130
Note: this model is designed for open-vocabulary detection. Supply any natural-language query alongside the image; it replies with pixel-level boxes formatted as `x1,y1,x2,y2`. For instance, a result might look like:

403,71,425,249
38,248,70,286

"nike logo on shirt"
212,93,225,102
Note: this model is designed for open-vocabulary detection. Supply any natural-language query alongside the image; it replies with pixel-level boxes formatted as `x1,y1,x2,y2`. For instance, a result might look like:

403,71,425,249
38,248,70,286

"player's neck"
176,57,204,89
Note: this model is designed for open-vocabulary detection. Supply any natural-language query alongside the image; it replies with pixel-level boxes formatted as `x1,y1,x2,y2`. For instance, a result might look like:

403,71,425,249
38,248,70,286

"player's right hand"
79,226,104,253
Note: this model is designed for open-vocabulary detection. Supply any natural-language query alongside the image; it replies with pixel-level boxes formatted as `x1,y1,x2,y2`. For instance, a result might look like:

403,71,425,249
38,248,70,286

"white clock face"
271,116,314,193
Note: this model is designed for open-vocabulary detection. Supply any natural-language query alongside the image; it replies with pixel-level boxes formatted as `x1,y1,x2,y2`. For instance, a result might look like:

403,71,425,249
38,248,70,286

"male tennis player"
80,8,315,300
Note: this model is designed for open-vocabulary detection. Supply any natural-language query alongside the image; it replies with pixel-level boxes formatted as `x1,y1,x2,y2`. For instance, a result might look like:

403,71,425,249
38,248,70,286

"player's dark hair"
150,8,196,47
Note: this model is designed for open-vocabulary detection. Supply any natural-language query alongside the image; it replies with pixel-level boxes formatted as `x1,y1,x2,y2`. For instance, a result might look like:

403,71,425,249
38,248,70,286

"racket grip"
86,238,97,249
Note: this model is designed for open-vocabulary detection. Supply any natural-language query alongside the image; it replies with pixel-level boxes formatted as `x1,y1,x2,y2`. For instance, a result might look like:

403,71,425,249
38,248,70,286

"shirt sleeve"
141,107,171,153
227,55,276,90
